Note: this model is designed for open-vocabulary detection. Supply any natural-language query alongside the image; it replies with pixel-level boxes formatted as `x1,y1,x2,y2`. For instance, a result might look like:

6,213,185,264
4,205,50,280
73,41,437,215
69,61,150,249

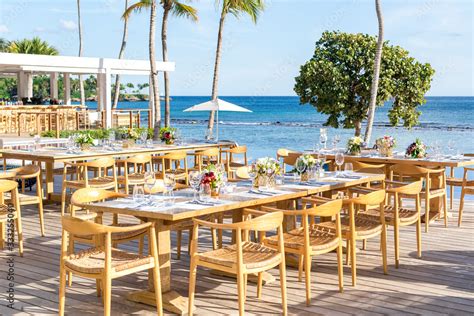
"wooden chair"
189,148,220,172
7,165,45,236
390,164,447,232
153,151,189,185
61,157,118,215
280,151,302,173
261,198,344,306
446,153,474,210
276,148,298,166
188,210,287,316
352,161,386,175
221,145,248,179
58,216,162,316
457,167,474,227
0,180,23,256
116,154,153,194
355,180,423,267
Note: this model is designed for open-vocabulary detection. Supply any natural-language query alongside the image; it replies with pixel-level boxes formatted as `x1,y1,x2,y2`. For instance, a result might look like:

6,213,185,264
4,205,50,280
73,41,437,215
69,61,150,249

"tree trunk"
206,9,227,136
162,5,171,127
77,0,85,106
112,0,129,109
149,0,161,140
355,120,362,137
364,0,384,145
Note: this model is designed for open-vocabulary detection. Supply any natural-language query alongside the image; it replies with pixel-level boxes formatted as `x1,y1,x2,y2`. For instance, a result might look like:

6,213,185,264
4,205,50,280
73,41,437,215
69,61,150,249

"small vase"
350,149,361,156
122,139,135,148
380,147,393,157
165,139,174,145
80,143,91,151
300,172,310,182
211,187,219,197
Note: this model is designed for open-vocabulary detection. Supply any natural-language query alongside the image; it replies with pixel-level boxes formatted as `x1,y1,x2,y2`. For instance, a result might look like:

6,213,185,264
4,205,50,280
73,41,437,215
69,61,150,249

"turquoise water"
84,96,474,199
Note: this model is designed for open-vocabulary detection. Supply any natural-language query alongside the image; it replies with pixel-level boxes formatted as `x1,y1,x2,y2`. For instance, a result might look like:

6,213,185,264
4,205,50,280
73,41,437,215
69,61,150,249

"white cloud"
60,19,77,31
34,27,46,33
0,25,9,33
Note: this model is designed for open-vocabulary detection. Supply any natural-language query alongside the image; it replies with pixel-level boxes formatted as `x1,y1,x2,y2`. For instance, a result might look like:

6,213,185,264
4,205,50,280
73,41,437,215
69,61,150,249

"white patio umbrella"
183,98,252,141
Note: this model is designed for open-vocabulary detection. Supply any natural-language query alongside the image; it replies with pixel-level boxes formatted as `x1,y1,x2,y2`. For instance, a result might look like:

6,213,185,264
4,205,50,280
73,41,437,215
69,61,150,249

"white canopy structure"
0,52,175,128
183,98,252,141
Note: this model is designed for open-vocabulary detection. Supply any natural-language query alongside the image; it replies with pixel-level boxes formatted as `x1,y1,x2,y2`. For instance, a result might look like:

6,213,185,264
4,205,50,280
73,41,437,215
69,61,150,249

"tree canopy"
294,31,435,136
6,37,59,55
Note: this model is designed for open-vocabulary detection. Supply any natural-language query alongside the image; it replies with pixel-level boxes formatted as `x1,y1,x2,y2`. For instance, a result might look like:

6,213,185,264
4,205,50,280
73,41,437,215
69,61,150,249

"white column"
50,72,58,99
64,73,71,105
17,72,23,99
96,73,102,111
148,75,155,126
25,73,33,98
104,69,112,128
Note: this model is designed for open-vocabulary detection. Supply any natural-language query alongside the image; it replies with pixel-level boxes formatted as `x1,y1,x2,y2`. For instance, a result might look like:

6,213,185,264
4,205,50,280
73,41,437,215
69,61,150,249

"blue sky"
0,0,472,96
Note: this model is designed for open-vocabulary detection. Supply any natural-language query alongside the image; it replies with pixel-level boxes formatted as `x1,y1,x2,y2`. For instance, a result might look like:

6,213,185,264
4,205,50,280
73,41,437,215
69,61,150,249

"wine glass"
296,159,306,181
335,151,345,176
332,134,341,149
132,185,145,203
140,131,148,145
144,172,156,201
199,183,211,202
319,128,328,149
344,162,353,174
189,171,201,202
164,174,176,206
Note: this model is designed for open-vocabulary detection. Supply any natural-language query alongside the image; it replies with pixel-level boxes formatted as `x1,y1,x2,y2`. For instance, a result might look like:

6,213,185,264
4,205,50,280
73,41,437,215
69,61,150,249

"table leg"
127,219,191,315
424,173,452,223
45,162,55,201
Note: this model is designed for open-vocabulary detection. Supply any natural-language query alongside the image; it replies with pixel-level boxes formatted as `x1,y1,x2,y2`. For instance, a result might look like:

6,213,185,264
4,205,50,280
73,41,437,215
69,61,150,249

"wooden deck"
1,199,473,315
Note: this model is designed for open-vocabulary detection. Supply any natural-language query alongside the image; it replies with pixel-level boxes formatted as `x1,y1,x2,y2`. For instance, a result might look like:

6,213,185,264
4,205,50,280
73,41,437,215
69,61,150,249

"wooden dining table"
0,140,235,202
84,172,385,315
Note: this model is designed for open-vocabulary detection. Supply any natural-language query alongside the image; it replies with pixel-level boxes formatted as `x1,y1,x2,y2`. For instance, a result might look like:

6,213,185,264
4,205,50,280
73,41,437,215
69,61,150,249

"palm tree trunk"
207,10,227,136
355,120,362,137
149,0,161,140
77,0,85,106
364,0,384,145
162,5,171,127
112,0,129,109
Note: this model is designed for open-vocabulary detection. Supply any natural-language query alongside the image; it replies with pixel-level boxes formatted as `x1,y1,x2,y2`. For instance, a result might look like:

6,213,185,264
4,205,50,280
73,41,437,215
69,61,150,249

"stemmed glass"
132,185,145,203
189,171,201,202
247,163,258,186
140,131,148,146
296,160,306,181
335,151,345,176
319,128,328,149
144,172,156,202
33,134,41,150
332,134,341,150
164,174,176,205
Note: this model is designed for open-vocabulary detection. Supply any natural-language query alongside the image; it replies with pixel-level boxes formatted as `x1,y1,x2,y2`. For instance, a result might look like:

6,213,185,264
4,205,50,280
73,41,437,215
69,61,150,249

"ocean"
84,96,474,198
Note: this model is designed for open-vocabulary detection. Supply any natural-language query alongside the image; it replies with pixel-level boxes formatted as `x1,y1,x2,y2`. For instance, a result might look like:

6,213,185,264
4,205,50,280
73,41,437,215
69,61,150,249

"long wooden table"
85,172,384,314
0,140,234,201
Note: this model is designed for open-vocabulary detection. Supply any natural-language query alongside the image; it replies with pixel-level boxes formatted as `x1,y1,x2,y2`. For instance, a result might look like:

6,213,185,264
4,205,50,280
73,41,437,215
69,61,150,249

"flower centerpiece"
347,136,363,155
405,138,427,158
375,135,396,157
295,154,317,182
254,157,282,188
75,132,95,151
200,164,225,197
117,127,139,148
159,127,177,145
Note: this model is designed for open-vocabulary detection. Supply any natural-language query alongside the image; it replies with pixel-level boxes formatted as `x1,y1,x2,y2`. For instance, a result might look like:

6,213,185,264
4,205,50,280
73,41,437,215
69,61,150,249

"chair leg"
425,198,430,233
138,236,145,256
394,222,400,268
15,218,23,257
345,239,351,266
362,239,367,250
61,187,67,216
0,221,5,249
336,243,344,293
188,254,198,316
443,194,448,228
188,228,193,255
237,272,246,316
458,191,465,227
96,279,102,297
298,254,303,282
103,277,112,316
58,266,67,316
416,218,422,258
350,236,357,287
176,230,182,259
38,201,45,237
210,226,218,250
304,253,311,306
152,260,163,316
381,229,388,275
243,274,248,301
257,272,263,298
279,261,288,315
449,185,453,210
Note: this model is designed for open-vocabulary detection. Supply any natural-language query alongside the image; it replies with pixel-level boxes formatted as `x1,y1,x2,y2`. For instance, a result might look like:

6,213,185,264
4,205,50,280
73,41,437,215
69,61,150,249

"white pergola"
0,52,175,128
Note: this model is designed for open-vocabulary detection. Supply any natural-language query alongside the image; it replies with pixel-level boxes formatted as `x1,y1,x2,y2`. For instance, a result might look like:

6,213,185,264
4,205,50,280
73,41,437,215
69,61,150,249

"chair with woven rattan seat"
457,167,474,227
446,154,474,211
61,157,118,216
189,147,220,172
221,145,248,179
153,150,189,185
58,216,163,316
5,165,45,236
0,180,23,256
354,180,423,268
188,209,287,316
261,198,344,306
390,164,447,232
116,154,153,194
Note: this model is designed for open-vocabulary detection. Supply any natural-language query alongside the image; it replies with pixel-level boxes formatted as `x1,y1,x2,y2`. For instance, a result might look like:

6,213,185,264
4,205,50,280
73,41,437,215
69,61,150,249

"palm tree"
123,0,161,140
161,0,198,127
364,0,384,145
0,38,9,52
7,37,59,55
77,0,86,106
207,0,265,136
113,0,130,109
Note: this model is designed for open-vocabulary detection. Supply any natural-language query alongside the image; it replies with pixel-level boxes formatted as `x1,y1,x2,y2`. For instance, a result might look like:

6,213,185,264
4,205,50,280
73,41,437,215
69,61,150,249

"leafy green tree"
7,37,58,55
294,31,435,136
0,38,9,52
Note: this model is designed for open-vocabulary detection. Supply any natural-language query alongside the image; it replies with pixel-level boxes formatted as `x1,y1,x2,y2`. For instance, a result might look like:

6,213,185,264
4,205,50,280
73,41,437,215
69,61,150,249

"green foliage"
75,131,95,145
0,38,9,52
7,37,58,55
222,0,265,23
294,31,435,133
41,128,153,140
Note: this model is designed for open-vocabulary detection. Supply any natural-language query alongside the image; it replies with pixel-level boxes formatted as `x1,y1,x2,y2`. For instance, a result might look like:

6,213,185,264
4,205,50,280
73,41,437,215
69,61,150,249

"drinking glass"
199,183,211,202
332,134,341,149
175,129,182,144
164,174,176,206
108,131,115,142
247,164,257,181
146,139,153,148
34,134,41,150
319,128,328,149
344,163,353,174
296,160,306,180
132,185,145,203
140,131,148,144
189,171,201,202
335,151,345,175
144,172,156,200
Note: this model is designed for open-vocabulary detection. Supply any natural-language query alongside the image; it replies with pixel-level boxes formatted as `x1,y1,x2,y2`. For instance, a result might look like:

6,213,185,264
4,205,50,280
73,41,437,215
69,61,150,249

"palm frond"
122,0,153,20
171,1,198,21
223,0,265,23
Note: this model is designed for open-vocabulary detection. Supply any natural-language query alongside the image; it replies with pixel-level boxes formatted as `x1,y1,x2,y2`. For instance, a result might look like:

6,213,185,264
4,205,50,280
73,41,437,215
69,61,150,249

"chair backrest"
235,211,283,232
352,161,386,174
161,150,187,160
283,152,302,167
85,157,116,169
197,148,220,158
387,180,423,195
305,198,343,217
11,164,41,178
235,166,250,179
123,154,152,165
0,179,18,194
390,164,443,177
70,187,124,206
229,145,247,155
0,180,20,210
61,215,151,236
348,189,386,206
